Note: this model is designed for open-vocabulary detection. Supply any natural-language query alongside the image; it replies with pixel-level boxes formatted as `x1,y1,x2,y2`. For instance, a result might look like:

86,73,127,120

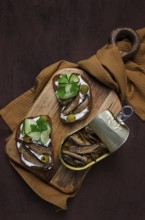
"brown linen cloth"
79,28,145,120
1,27,145,210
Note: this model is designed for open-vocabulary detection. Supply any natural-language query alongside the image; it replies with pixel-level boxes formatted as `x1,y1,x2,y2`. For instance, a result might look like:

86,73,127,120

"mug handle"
109,27,140,61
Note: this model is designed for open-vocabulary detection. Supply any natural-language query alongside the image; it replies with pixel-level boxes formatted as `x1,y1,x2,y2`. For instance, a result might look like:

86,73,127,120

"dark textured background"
0,0,145,219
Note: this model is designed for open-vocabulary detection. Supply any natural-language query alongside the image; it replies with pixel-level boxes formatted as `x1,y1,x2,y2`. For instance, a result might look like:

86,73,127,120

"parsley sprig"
56,73,80,100
30,118,48,132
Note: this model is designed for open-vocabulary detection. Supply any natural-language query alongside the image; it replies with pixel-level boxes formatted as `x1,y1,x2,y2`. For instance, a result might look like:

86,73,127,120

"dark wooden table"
0,1,145,219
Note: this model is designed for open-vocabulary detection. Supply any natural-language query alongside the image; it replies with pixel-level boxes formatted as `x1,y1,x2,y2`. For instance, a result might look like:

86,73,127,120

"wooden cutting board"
6,68,121,194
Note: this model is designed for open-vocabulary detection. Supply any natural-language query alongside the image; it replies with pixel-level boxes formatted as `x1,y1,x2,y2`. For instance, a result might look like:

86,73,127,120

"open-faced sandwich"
53,72,92,123
16,115,53,182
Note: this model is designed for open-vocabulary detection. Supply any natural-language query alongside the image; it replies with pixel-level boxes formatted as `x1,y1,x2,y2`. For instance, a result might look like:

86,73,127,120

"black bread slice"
16,115,54,183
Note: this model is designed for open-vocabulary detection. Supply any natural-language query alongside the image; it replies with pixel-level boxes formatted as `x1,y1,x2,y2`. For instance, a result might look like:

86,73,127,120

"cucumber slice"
62,92,74,100
66,73,72,80
58,73,72,84
56,85,66,99
46,124,51,135
65,83,72,93
56,83,79,100
58,74,69,84
24,119,36,134
22,123,25,135
69,73,79,83
40,129,51,145
28,132,41,141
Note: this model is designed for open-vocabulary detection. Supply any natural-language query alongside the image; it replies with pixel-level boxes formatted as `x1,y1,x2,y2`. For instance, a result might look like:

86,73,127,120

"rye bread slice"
16,115,53,183
53,73,92,123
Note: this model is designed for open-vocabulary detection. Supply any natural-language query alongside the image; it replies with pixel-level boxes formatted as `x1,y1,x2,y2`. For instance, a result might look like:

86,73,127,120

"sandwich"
53,72,92,123
16,115,53,182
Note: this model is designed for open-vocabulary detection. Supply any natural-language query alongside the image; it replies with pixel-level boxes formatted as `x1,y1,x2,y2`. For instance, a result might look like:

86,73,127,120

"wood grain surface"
6,68,122,194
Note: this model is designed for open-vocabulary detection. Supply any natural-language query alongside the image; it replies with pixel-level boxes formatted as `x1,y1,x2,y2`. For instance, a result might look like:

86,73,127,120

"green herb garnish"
30,118,48,132
58,74,69,84
56,73,80,100
22,117,51,145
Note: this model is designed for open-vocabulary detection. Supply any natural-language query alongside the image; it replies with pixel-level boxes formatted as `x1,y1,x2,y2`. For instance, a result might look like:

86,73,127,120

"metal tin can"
59,106,133,170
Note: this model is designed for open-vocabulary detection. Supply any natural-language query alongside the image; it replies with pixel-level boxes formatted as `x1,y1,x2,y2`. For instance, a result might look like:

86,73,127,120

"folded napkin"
1,27,145,210
79,28,145,120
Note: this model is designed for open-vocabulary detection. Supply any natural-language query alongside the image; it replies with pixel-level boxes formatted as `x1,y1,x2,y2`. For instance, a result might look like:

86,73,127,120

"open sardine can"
59,106,133,170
